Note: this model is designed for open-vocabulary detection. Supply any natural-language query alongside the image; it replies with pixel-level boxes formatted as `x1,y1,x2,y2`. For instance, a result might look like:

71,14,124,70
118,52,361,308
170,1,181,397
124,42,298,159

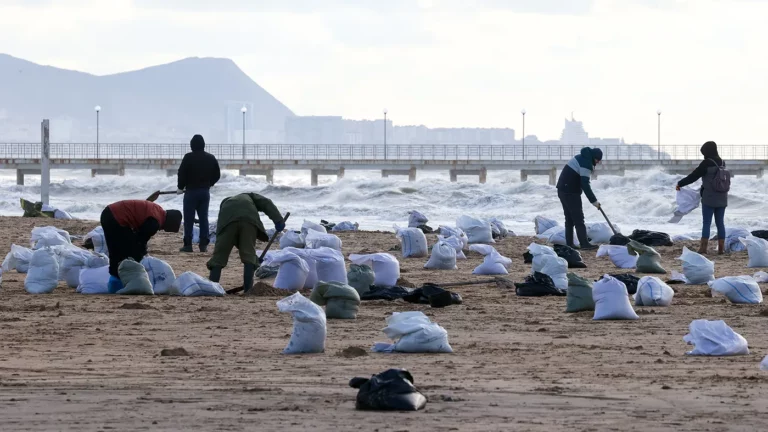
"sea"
1,168,766,237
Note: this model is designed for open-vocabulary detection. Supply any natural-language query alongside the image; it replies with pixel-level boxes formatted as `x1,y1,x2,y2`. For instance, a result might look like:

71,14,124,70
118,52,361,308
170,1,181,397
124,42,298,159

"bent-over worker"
100,200,182,293
556,147,603,250
207,193,285,291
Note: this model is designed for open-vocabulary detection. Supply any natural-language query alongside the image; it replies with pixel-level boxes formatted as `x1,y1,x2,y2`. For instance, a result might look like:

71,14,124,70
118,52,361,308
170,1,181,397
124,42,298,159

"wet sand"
0,216,767,431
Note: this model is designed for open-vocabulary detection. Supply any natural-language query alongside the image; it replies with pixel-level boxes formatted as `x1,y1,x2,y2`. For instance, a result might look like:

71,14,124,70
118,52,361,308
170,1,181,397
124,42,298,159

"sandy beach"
0,215,767,431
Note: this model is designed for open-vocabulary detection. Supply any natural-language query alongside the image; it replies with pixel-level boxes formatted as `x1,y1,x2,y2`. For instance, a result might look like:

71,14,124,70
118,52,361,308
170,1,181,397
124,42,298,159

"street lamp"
521,109,526,160
95,105,101,158
241,106,247,158
657,109,662,160
383,109,388,160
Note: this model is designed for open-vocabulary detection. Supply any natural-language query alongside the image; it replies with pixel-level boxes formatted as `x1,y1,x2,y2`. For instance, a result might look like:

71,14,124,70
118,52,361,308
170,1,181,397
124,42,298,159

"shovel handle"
228,212,290,295
599,207,618,236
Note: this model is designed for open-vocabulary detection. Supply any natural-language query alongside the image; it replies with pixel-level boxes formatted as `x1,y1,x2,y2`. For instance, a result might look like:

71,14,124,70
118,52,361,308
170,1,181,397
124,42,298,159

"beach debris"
349,369,427,411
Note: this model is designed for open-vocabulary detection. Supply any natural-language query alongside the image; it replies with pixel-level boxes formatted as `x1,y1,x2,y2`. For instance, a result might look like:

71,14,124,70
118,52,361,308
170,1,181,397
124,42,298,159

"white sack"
534,216,559,235
528,243,557,273
169,271,226,296
117,259,154,295
708,276,763,304
754,271,768,283
424,240,457,270
277,292,327,354
331,221,359,231
266,251,310,290
54,209,73,220
25,247,59,294
597,245,638,269
30,226,71,249
309,247,348,284
541,226,579,247
684,319,749,356
441,235,467,260
719,227,751,253
348,253,400,286
676,187,701,215
408,210,429,228
457,215,494,244
372,311,453,353
281,247,318,289
304,230,342,251
83,226,108,255
634,276,675,306
740,236,768,268
58,248,96,288
2,244,33,273
678,247,715,284
279,231,305,249
141,256,176,295
538,255,569,291
438,226,469,249
593,274,639,320
395,225,428,258
77,266,110,294
301,220,327,236
472,250,512,276
587,223,617,244
488,218,509,238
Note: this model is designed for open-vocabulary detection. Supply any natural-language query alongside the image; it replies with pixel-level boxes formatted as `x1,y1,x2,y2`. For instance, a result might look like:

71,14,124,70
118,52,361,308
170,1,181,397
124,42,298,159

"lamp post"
383,109,388,160
95,105,101,158
521,109,526,160
657,109,662,160
241,106,247,158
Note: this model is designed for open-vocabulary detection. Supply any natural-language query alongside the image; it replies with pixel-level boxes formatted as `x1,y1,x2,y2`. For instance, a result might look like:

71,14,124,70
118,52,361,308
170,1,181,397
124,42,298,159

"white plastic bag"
740,236,768,268
538,255,569,291
457,216,494,244
754,271,768,283
684,320,749,356
634,276,675,306
58,247,95,288
331,221,359,231
488,217,509,238
395,225,428,258
708,276,763,304
441,235,467,260
84,226,108,255
348,253,401,286
408,210,429,228
424,240,457,270
534,216,559,235
719,227,751,253
372,311,453,353
761,355,768,371
2,244,34,273
678,247,715,285
279,231,305,249
309,247,348,284
25,248,59,294
54,209,73,220
77,266,110,294
528,243,557,273
541,226,579,247
301,220,327,236
281,247,318,289
304,230,342,251
592,274,639,320
117,259,154,295
30,226,71,249
597,245,638,269
587,223,616,244
277,292,326,354
470,244,512,275
169,271,226,296
438,226,468,249
141,256,176,295
266,251,310,290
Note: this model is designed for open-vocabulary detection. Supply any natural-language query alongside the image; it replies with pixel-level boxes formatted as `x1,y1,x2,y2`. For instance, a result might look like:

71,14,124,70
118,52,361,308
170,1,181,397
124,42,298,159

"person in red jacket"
100,200,182,293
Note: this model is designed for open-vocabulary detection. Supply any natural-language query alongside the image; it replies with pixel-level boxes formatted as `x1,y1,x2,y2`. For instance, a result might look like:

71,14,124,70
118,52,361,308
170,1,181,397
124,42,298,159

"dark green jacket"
216,193,283,241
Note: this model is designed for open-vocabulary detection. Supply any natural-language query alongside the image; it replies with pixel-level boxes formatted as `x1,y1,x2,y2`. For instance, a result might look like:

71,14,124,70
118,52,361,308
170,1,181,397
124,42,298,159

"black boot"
209,266,222,283
242,263,256,294
576,224,597,250
199,239,209,253
179,240,193,253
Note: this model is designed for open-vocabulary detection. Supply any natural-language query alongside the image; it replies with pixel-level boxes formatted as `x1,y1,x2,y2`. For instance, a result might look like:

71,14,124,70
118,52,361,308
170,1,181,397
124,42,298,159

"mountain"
0,54,295,143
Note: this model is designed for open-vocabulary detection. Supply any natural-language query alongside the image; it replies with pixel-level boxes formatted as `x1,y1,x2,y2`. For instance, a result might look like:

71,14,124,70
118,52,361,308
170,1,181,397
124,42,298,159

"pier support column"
449,170,458,183
409,167,417,182
479,167,487,184
166,170,176,177
338,167,345,181
266,170,274,184
381,170,389,178
520,171,528,182
16,170,24,186
311,169,319,186
549,168,557,186
758,170,764,179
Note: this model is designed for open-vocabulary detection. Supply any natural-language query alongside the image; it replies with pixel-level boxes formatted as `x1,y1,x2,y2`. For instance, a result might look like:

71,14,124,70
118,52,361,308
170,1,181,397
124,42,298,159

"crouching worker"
207,193,285,292
100,200,183,293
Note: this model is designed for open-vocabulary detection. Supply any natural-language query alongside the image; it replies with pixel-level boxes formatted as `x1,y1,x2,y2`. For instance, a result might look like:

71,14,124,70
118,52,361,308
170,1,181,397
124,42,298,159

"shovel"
226,212,291,295
147,190,178,202
426,277,516,290
599,206,618,236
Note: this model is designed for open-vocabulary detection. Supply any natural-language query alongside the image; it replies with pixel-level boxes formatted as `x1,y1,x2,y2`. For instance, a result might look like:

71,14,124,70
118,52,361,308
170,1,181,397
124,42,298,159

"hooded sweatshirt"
556,147,602,203
177,135,221,190
677,141,727,207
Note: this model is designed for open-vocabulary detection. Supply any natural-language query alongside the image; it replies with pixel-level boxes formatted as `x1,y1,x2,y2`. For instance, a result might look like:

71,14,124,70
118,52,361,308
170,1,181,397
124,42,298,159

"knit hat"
164,210,183,233
592,148,603,162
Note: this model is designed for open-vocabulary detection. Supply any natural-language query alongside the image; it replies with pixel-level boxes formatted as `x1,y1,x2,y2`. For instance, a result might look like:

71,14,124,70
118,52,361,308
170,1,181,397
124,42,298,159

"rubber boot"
242,263,257,294
718,239,725,255
698,238,709,255
208,266,222,283
576,225,597,250
199,239,209,253
179,241,193,253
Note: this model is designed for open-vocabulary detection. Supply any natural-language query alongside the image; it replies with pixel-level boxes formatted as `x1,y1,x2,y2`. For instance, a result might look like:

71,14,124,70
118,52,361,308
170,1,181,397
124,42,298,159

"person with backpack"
556,147,603,250
177,134,221,253
677,141,731,255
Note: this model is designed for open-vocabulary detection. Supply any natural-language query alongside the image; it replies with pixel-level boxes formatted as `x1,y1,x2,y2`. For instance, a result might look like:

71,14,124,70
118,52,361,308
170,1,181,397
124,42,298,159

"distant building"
285,116,344,145
559,114,590,147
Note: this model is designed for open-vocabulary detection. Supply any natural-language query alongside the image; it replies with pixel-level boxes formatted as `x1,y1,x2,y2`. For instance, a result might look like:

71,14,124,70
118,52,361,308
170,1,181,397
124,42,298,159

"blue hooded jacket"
556,147,602,203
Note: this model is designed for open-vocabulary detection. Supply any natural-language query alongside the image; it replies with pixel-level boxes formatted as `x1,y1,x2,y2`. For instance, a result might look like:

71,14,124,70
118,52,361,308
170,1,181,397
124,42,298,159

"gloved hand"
675,185,681,191
177,189,184,195
275,221,286,233
591,201,601,209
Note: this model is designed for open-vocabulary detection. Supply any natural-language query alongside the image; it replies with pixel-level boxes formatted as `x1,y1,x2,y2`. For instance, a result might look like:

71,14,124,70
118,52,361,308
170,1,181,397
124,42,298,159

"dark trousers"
558,189,590,247
702,205,726,239
183,187,211,246
100,207,147,277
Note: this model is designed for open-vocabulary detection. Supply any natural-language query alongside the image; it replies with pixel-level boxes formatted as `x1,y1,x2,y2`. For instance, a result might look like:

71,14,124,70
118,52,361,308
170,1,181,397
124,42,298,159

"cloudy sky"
1,0,766,144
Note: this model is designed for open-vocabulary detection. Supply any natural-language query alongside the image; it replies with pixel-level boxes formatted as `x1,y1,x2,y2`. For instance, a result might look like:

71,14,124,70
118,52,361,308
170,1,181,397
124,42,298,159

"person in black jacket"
555,147,603,250
676,141,728,255
177,134,221,252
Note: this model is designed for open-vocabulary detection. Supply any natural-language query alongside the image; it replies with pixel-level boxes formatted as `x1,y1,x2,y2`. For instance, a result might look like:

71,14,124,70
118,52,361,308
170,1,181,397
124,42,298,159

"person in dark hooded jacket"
177,134,220,253
677,141,728,254
556,147,603,250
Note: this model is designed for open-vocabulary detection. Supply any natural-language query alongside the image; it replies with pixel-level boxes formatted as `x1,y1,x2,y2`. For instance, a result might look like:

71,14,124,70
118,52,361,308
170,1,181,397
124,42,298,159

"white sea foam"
1,168,766,236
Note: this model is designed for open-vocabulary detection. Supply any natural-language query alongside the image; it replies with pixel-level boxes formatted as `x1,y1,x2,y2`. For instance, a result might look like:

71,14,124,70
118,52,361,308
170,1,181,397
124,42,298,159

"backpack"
707,159,731,193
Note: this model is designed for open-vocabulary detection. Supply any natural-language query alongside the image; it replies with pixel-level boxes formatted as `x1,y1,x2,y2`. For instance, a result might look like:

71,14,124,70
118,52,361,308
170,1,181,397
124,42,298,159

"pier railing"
0,143,767,161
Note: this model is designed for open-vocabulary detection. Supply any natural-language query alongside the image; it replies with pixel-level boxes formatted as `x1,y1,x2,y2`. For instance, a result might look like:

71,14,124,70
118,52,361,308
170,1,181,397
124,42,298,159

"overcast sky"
1,0,766,144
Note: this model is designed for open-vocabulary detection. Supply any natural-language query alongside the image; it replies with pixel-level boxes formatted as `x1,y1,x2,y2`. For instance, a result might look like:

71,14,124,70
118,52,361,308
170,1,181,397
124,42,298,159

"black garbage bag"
417,224,434,234
599,273,640,295
402,283,463,307
349,369,427,411
523,251,533,264
752,230,768,240
553,244,587,269
320,219,336,231
361,285,413,301
628,230,673,247
255,264,279,279
610,234,631,246
515,272,566,297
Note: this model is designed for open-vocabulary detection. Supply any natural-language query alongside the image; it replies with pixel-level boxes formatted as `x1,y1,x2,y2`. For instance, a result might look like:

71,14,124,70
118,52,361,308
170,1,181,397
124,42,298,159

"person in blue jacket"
555,147,603,250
